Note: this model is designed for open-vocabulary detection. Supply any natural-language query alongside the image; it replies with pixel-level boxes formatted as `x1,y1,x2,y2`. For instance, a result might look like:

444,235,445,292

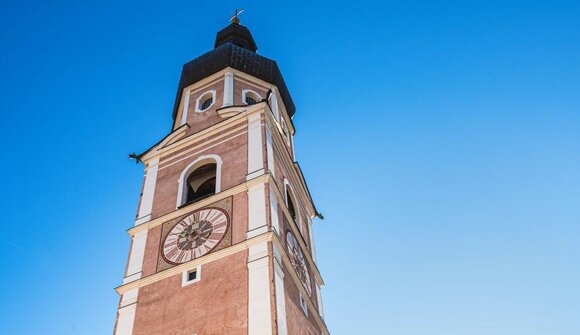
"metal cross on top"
229,8,245,24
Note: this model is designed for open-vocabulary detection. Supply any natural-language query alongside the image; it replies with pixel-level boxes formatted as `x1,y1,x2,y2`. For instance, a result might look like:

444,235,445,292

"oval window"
200,97,213,110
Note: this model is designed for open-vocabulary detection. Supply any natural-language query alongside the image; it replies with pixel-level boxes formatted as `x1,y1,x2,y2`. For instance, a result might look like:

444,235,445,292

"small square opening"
187,270,197,282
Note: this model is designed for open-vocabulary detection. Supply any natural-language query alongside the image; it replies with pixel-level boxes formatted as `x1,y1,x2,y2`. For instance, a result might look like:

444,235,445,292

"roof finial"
229,8,245,24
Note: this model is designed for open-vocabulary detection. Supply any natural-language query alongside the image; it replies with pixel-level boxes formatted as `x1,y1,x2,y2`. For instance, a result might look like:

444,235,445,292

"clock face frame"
161,207,229,265
286,230,312,296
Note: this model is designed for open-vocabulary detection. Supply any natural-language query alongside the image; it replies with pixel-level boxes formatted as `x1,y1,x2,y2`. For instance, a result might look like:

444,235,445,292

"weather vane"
229,8,245,24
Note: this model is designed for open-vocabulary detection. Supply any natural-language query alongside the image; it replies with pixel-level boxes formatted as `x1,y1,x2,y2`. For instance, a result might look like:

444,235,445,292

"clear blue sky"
1,1,579,334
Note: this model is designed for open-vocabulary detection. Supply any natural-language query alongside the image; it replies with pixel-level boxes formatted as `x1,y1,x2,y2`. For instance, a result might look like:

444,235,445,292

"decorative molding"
116,231,274,295
128,174,269,236
158,126,247,171
217,105,249,118
157,124,189,149
141,108,249,164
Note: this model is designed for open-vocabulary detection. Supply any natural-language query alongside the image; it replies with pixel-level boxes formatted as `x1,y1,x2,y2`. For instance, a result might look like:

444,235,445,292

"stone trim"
128,174,269,236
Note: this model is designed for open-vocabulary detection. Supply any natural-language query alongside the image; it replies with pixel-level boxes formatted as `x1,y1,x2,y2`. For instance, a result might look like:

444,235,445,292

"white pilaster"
316,283,325,319
115,288,138,335
269,88,279,121
135,157,159,226
223,71,234,107
247,183,268,239
247,113,265,180
247,242,273,335
307,219,317,264
123,229,148,284
269,186,280,235
273,245,288,335
180,91,190,126
266,127,275,178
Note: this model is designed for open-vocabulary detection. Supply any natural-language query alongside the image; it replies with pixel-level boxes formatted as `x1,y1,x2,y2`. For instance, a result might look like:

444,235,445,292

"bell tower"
113,18,329,335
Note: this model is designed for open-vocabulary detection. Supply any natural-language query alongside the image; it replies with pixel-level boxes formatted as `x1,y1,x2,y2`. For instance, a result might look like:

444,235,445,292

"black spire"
214,22,258,52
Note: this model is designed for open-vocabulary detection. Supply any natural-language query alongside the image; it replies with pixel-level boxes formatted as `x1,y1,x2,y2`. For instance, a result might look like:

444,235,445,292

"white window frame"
176,154,223,208
182,265,202,287
195,90,217,113
242,89,262,105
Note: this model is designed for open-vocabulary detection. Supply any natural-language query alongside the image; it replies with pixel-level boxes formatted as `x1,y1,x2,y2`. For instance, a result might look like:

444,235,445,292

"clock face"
162,208,229,264
286,231,312,296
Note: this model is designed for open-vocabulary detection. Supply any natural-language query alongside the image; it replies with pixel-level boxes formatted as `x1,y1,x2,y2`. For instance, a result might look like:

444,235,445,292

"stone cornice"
116,232,274,295
128,173,269,236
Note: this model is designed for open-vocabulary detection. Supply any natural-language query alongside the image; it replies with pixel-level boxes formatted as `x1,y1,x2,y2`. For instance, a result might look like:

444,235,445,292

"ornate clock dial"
162,208,228,264
286,230,312,296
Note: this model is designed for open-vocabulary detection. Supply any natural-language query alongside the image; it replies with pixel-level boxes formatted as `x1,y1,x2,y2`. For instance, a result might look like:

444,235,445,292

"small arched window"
185,163,216,204
286,189,297,223
245,96,257,105
243,90,261,106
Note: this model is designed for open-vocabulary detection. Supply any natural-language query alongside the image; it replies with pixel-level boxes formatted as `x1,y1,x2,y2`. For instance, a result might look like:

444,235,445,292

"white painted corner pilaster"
180,90,190,126
123,229,148,284
266,127,275,178
247,113,265,180
308,219,317,264
135,157,159,226
247,242,273,335
223,71,234,107
273,244,288,335
269,185,280,235
316,283,325,319
115,288,139,335
247,183,268,239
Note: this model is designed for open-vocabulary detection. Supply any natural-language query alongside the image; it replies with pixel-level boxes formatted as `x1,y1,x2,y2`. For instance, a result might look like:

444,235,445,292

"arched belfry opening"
185,163,217,204
286,188,297,223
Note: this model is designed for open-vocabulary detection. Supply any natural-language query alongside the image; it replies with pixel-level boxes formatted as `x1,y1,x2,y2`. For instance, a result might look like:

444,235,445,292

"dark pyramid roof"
172,23,295,122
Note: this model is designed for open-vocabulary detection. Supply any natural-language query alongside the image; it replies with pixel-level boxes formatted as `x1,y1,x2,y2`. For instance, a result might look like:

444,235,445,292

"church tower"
113,18,329,335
